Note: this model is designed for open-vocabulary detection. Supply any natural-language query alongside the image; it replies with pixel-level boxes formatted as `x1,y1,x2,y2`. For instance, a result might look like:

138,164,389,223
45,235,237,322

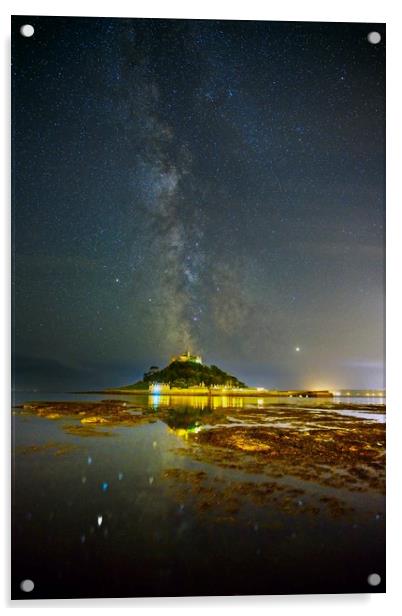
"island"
103,350,333,398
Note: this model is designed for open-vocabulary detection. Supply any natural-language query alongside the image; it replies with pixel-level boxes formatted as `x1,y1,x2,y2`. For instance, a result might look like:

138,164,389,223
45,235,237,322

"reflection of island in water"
12,388,385,598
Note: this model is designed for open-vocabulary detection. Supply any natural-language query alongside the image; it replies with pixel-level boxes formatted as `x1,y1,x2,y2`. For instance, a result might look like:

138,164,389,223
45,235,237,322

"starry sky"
12,16,385,390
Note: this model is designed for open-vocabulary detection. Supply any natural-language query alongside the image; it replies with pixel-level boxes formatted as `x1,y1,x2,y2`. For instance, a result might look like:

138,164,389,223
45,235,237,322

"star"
12,16,385,391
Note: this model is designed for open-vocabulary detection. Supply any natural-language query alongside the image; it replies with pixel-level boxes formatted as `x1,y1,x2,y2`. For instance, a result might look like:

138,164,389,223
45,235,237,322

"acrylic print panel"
11,16,385,599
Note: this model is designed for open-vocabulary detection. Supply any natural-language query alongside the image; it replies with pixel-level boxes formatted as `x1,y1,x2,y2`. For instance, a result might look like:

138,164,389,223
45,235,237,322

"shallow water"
12,393,385,598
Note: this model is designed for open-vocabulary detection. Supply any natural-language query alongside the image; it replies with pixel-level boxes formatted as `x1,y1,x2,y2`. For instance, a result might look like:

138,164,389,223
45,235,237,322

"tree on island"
124,358,247,389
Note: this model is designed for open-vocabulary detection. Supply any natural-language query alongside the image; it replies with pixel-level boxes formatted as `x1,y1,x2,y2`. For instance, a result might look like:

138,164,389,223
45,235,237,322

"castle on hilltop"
170,350,203,365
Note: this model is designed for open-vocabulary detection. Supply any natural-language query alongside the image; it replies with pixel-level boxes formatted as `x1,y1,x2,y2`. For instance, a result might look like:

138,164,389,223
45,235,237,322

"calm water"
12,393,385,598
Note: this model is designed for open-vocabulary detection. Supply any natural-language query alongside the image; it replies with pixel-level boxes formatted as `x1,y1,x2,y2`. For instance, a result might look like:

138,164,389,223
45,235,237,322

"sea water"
12,392,385,598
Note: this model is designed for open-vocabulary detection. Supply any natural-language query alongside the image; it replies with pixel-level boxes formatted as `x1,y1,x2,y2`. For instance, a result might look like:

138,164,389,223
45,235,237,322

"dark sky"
12,16,385,390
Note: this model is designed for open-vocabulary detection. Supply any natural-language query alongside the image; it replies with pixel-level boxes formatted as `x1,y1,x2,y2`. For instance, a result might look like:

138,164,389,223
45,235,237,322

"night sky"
12,16,385,390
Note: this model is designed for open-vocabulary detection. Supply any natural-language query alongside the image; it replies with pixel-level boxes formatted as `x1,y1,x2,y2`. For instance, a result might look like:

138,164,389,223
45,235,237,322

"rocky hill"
123,359,247,389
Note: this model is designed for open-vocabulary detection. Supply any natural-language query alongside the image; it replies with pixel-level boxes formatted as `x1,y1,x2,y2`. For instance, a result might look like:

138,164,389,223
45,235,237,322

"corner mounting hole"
367,31,381,45
20,579,34,592
367,573,381,587
20,24,34,38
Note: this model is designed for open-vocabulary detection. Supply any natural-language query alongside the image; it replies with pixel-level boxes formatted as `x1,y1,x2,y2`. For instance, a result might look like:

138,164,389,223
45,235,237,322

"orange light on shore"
308,383,334,392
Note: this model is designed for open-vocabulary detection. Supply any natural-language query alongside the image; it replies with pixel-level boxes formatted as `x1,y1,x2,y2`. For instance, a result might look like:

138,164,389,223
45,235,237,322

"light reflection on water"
12,391,385,599
149,394,249,410
12,391,386,408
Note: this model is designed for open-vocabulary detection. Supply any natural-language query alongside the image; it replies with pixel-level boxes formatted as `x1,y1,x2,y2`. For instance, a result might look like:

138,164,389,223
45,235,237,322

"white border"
1,1,401,614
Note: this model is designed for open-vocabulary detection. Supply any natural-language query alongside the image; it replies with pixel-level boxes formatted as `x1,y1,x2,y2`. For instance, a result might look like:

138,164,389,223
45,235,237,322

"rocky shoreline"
15,399,385,493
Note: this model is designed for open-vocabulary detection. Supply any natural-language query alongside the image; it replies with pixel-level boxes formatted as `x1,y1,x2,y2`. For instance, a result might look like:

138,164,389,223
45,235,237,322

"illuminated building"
170,350,203,364
149,383,171,394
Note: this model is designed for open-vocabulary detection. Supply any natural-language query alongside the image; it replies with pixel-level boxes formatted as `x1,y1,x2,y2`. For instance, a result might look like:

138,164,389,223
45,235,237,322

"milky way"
12,17,385,389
